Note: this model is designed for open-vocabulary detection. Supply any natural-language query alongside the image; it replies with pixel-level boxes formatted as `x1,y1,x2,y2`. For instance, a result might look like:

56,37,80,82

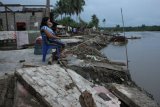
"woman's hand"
44,30,59,39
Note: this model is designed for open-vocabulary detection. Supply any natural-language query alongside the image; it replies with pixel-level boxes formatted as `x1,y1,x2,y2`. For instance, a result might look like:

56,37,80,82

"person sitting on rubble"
40,17,65,59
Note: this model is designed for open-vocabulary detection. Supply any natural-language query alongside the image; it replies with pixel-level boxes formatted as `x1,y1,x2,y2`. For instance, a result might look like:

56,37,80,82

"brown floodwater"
101,31,160,104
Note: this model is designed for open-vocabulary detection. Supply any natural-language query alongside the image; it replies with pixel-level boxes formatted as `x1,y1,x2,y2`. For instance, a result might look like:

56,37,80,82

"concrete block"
24,69,36,77
37,67,48,75
32,76,46,87
16,69,24,75
46,80,59,91
22,74,35,85
43,86,58,97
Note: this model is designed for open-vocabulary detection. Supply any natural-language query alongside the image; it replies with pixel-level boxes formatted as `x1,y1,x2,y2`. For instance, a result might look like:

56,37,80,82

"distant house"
0,4,48,31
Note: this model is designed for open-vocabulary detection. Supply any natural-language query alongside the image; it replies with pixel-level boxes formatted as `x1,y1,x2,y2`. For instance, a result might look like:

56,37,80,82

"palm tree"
55,0,85,19
72,0,85,16
73,0,85,22
65,0,75,16
55,0,64,19
102,18,106,28
91,14,99,28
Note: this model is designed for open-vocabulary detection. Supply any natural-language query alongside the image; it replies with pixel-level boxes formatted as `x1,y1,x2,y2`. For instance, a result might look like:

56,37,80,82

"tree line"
106,24,160,32
51,0,160,31
55,14,99,28
50,0,100,28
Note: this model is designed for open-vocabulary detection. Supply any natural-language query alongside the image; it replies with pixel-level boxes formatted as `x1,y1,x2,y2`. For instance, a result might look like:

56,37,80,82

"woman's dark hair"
40,17,49,29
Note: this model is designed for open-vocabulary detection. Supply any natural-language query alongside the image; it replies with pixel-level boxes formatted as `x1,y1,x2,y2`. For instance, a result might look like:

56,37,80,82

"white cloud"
81,0,160,26
1,0,160,26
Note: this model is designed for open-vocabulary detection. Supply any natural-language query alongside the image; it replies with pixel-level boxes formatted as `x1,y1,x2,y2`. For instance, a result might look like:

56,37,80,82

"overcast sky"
1,0,160,27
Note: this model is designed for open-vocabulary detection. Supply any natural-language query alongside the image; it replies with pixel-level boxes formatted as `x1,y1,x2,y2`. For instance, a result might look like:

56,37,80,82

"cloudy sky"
1,0,160,27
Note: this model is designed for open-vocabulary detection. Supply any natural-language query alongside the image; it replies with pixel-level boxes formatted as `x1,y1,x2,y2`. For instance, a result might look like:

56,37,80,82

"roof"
0,3,53,12
0,7,45,12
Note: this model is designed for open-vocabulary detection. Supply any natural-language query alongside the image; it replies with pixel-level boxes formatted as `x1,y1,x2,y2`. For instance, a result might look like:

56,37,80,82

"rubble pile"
62,34,130,86
67,35,110,61
0,32,159,107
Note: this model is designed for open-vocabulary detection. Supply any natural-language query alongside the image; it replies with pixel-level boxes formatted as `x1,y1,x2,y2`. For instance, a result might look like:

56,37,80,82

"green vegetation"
88,14,99,28
56,17,79,27
55,14,99,28
51,0,160,32
52,0,85,19
102,19,106,28
50,0,100,29
106,24,160,32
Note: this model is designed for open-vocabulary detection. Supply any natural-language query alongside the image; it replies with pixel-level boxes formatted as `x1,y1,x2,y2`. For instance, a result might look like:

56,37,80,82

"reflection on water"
101,31,160,103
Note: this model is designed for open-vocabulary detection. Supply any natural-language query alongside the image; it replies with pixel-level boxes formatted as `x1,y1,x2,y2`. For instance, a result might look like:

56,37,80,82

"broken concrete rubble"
15,64,121,107
109,83,159,107
0,33,159,107
59,34,159,106
14,81,45,107
60,35,129,85
0,75,15,107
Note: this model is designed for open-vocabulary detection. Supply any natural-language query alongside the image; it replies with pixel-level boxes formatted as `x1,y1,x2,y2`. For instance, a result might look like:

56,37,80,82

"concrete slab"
93,86,121,107
14,81,45,107
110,83,159,107
0,75,15,107
61,38,83,44
64,54,126,72
89,62,127,72
0,49,50,75
15,64,121,107
0,76,8,106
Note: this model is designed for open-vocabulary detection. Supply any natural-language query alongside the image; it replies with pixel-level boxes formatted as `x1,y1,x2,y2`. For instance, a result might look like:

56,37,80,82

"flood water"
101,31,160,104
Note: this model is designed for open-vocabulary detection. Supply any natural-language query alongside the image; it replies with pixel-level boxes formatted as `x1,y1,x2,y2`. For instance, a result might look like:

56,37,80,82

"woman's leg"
49,39,65,57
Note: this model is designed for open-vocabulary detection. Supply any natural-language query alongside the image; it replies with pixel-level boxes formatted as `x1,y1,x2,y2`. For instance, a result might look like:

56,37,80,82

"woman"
40,17,65,59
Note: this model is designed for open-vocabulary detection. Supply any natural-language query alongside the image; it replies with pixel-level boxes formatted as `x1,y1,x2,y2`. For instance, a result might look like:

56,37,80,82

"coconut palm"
55,0,64,19
102,18,106,28
72,0,85,16
55,0,85,18
90,14,99,28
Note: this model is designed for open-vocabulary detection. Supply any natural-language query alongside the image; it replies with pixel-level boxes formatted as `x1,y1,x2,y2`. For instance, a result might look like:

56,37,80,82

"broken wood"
79,90,97,107
22,63,39,68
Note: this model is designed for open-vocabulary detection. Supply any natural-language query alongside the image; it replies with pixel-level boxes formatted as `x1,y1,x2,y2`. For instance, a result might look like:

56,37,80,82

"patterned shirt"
41,26,56,36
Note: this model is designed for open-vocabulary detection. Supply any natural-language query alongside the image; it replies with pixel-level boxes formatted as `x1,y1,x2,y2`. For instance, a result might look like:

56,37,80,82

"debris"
110,83,159,107
79,90,97,107
22,63,39,68
19,60,25,63
65,83,75,91
98,93,111,101
15,65,121,107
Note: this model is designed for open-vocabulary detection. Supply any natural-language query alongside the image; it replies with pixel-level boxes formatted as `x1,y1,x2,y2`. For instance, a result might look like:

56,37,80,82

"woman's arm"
43,29,60,39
